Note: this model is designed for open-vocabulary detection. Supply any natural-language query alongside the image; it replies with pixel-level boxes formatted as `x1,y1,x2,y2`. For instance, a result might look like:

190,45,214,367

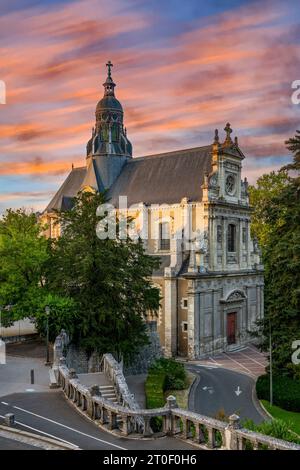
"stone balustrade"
56,358,300,450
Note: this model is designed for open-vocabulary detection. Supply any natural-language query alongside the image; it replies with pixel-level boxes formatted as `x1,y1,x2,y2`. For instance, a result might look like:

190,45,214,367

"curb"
0,424,79,450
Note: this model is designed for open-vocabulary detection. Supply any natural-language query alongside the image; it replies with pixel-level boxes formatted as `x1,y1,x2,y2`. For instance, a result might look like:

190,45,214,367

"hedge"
256,374,300,412
145,358,187,409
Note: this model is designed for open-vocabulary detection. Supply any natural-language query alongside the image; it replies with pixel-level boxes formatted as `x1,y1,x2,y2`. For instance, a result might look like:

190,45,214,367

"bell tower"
84,62,132,191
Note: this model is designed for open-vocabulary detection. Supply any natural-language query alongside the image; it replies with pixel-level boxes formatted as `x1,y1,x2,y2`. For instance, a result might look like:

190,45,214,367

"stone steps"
99,385,118,403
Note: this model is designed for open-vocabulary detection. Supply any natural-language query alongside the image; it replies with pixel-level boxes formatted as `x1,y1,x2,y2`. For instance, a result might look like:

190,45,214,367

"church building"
43,62,264,360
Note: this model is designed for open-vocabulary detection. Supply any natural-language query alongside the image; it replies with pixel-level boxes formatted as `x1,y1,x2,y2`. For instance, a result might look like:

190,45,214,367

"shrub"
145,370,166,408
145,358,187,411
242,418,300,445
256,374,300,412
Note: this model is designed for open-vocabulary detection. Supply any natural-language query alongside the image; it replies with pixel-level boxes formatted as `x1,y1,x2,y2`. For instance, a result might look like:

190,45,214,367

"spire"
214,129,219,144
223,122,233,146
103,60,116,97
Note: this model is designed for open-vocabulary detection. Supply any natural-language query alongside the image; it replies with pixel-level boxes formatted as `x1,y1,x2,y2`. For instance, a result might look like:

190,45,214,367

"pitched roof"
45,167,86,213
107,145,212,207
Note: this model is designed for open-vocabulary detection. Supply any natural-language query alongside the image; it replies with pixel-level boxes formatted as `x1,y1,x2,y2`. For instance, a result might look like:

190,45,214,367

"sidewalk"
0,340,53,398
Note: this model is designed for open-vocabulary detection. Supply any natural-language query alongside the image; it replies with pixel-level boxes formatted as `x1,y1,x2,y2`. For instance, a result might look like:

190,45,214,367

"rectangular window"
217,225,222,243
227,224,236,252
182,322,188,332
159,222,170,250
181,298,188,309
242,227,247,244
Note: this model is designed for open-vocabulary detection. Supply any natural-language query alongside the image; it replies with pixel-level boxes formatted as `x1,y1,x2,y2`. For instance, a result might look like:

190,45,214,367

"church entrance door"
227,312,237,345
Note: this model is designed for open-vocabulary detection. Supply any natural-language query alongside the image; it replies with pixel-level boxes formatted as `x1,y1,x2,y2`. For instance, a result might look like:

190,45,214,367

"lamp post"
45,305,50,366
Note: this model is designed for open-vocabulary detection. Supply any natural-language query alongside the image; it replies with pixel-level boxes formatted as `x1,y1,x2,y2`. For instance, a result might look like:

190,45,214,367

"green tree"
0,209,77,337
249,131,300,378
48,190,160,363
0,209,49,323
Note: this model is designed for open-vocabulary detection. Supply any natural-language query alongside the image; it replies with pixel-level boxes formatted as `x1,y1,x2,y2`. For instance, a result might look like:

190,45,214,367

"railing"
55,358,300,450
100,353,144,431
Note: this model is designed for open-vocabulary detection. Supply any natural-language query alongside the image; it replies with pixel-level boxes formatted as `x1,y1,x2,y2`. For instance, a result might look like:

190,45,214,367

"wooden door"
227,312,237,345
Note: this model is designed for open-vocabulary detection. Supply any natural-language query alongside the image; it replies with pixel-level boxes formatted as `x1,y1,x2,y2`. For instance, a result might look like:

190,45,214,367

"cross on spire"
106,60,113,78
223,122,233,146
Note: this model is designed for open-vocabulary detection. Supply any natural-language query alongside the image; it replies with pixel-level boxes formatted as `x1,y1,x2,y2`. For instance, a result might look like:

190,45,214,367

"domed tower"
85,61,132,191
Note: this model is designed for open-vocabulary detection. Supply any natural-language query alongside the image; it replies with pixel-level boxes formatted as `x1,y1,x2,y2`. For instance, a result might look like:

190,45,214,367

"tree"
0,209,77,338
0,209,49,323
48,190,160,363
249,131,300,378
248,170,290,247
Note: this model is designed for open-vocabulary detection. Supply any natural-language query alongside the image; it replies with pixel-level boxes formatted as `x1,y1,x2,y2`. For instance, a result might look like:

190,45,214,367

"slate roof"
44,145,213,213
45,167,86,213
107,145,212,207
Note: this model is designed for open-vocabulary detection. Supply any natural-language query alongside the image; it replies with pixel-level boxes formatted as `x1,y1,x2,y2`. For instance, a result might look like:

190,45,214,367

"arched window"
227,224,236,252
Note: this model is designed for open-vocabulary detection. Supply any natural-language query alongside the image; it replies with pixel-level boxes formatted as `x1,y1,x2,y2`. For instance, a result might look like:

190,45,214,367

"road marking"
1,402,9,406
203,366,218,370
25,389,35,392
12,405,127,450
208,357,222,366
0,413,78,448
238,351,266,367
222,352,253,375
235,386,242,396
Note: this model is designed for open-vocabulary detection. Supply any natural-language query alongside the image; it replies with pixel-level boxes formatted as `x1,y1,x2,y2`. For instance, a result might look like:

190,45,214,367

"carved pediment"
221,289,246,303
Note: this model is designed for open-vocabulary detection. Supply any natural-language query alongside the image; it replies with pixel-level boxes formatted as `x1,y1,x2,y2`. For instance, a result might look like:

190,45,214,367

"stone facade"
42,64,264,361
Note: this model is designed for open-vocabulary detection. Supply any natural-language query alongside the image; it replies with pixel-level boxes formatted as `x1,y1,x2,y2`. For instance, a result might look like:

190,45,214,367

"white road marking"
1,402,9,406
25,389,35,392
12,405,127,450
0,413,78,448
235,386,242,396
208,357,222,366
222,352,253,375
238,351,266,367
196,364,219,369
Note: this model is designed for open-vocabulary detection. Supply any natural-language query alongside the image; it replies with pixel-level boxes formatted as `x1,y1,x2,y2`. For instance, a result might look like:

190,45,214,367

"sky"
0,0,299,214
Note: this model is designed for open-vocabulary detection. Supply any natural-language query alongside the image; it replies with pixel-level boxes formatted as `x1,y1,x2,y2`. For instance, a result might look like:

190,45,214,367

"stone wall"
124,321,162,375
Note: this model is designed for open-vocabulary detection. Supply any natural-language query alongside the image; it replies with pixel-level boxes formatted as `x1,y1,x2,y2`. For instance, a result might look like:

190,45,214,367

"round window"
225,174,236,195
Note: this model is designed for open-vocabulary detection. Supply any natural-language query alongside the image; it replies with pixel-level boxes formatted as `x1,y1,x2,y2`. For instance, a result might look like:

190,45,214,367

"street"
188,364,266,423
0,391,194,450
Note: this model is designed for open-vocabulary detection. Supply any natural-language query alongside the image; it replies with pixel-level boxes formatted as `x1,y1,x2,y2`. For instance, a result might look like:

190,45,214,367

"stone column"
164,267,177,357
225,414,241,450
222,217,227,270
187,281,200,360
143,417,153,437
164,395,177,435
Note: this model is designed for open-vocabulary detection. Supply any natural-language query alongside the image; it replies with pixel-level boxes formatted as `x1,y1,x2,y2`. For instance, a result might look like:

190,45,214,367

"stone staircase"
98,384,118,404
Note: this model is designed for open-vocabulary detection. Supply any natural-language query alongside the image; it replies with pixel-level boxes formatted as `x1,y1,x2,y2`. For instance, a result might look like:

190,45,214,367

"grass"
261,400,300,437
165,371,196,409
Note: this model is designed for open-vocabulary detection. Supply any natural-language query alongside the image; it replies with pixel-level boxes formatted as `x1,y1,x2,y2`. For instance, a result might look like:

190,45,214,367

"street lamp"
269,319,273,406
45,305,50,366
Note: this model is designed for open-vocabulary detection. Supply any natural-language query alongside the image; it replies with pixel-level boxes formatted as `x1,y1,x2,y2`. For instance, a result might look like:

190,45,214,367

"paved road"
0,391,194,450
189,345,267,378
188,365,266,424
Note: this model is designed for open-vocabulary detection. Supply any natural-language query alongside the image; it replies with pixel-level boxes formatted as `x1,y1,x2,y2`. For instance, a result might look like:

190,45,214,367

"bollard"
30,369,34,384
4,413,15,427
